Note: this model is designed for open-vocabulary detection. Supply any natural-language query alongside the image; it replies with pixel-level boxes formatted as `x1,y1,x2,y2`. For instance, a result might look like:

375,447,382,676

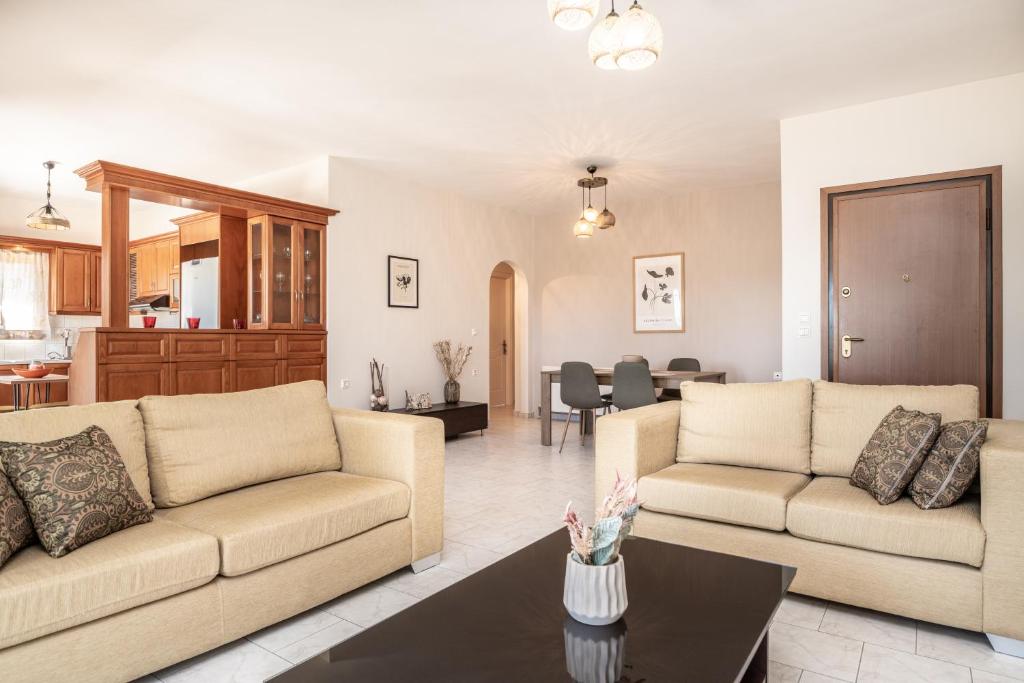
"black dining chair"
558,362,612,453
659,357,701,401
602,356,648,403
610,361,657,411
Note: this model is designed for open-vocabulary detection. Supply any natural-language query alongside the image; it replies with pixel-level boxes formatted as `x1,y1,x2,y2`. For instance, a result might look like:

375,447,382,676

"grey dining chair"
659,357,701,401
610,361,657,411
558,362,612,453
602,356,648,402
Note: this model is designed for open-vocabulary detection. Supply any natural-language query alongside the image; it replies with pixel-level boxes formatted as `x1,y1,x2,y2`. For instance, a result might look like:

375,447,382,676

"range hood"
128,294,170,310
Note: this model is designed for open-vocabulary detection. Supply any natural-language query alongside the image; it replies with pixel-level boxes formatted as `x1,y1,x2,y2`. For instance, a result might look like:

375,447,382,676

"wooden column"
101,183,130,328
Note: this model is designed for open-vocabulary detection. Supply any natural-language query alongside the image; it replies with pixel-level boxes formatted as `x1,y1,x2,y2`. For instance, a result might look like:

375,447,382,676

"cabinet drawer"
283,358,326,384
231,334,283,360
233,359,284,392
170,333,229,361
98,363,169,401
97,333,168,363
171,361,232,395
284,334,326,358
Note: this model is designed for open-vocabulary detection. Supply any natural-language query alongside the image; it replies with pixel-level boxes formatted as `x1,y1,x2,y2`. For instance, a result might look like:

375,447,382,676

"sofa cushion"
638,463,810,531
786,476,985,567
910,420,988,510
139,381,342,507
0,426,154,557
0,474,33,568
849,406,941,505
0,400,153,508
156,471,410,576
811,381,979,477
0,517,218,649
677,379,812,474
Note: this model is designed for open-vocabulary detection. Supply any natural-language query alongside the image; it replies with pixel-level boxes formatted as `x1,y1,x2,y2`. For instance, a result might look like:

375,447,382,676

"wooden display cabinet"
247,215,325,331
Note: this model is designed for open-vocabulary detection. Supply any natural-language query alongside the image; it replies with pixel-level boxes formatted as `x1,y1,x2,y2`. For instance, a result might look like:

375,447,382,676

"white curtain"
0,249,50,333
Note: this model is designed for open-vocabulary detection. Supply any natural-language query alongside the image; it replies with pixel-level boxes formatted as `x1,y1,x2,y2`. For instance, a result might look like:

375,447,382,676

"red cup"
142,316,157,328
187,317,201,329
232,318,245,330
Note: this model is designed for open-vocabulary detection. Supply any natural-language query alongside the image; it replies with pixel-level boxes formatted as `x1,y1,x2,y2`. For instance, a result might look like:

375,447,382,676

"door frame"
488,263,516,409
820,166,1002,417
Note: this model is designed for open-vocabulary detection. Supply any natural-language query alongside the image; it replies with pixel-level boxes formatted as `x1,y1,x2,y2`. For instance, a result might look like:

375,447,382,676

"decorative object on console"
562,474,638,625
369,358,389,411
25,161,71,231
572,166,616,238
909,420,988,510
388,255,419,308
633,252,684,332
405,391,433,410
849,405,941,505
0,474,33,568
0,425,153,557
433,339,472,404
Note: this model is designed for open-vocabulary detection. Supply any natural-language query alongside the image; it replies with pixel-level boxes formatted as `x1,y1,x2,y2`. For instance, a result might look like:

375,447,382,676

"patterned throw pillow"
0,425,152,558
909,420,988,510
850,406,941,505
0,474,34,567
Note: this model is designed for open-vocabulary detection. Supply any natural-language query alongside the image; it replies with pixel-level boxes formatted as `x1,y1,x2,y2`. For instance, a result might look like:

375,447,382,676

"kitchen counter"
0,359,72,366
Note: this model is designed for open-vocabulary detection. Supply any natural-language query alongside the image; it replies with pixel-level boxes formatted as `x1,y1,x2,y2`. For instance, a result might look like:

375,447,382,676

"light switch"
471,369,480,376
471,328,478,336
799,312,810,323
798,327,810,337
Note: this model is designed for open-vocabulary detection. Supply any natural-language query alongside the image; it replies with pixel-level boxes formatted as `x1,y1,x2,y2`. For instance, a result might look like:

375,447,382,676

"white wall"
533,182,782,387
780,72,1024,417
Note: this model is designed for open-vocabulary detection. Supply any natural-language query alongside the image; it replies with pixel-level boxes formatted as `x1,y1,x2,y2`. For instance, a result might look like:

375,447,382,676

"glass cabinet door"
299,225,323,328
248,218,265,326
271,219,294,327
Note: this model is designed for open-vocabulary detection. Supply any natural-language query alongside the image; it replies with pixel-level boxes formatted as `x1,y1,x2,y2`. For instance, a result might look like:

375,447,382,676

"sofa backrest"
138,380,341,507
811,380,980,477
677,379,813,474
0,400,154,508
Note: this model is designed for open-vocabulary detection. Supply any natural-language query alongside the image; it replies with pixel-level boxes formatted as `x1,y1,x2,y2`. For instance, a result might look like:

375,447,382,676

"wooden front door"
823,168,1002,416
489,265,515,408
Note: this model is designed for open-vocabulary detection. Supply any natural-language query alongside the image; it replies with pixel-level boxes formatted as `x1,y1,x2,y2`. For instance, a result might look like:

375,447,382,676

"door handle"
841,335,865,359
502,340,508,355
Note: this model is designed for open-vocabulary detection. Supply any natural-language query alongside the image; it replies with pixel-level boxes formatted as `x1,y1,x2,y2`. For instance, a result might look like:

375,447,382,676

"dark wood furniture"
69,328,326,404
390,401,488,439
272,531,793,683
540,367,727,446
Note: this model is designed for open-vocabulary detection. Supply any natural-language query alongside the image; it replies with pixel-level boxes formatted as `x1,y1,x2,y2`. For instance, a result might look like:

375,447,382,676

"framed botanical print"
633,252,685,333
388,255,419,308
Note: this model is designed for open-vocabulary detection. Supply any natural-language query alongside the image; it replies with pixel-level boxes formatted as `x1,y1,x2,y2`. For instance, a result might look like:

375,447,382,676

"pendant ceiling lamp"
587,4,620,70
548,0,601,31
573,166,615,239
26,161,71,231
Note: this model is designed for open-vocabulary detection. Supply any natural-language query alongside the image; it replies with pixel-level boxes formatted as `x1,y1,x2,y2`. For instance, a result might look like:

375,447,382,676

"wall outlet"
772,371,783,381
470,328,478,336
340,379,351,389
471,368,480,377
798,327,810,337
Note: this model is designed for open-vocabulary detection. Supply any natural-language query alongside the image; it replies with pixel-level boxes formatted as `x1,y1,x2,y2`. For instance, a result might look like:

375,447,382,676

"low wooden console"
390,401,488,439
70,328,326,404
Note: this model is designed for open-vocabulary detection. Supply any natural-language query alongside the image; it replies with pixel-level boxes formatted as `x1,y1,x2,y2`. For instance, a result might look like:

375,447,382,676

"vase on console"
433,339,472,405
443,380,460,404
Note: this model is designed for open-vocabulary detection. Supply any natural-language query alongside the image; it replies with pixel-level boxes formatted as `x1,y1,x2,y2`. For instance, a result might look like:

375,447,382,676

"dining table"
539,367,727,446
0,374,70,411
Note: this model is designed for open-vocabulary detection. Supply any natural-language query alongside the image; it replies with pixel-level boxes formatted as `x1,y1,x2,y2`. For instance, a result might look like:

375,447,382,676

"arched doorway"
488,262,516,410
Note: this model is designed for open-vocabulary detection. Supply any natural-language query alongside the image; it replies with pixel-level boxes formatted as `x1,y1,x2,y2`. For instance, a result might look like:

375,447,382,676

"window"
0,248,50,339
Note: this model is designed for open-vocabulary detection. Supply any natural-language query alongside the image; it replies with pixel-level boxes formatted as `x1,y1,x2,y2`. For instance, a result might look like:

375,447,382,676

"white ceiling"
1,0,1022,219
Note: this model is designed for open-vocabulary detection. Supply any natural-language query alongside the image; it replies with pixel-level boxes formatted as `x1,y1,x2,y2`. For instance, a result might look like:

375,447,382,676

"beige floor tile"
972,670,1024,683
246,608,341,653
774,594,829,630
154,640,291,683
440,540,503,574
275,620,364,665
857,643,970,683
769,622,863,682
818,603,916,654
380,565,466,598
321,584,419,628
799,672,846,683
768,659,802,682
917,623,1024,680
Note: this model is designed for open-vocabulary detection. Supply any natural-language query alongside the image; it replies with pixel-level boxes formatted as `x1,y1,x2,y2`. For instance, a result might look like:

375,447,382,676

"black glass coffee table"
272,531,795,682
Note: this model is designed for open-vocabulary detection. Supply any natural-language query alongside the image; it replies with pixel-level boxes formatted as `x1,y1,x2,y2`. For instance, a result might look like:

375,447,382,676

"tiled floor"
147,410,1023,683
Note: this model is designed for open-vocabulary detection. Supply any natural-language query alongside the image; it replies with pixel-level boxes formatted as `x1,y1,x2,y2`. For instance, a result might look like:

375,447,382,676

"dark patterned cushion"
0,474,34,567
850,406,941,505
0,425,152,558
909,420,988,510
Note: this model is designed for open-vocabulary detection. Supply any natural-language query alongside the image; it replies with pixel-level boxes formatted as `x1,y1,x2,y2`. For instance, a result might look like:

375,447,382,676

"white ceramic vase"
563,554,628,626
563,618,627,683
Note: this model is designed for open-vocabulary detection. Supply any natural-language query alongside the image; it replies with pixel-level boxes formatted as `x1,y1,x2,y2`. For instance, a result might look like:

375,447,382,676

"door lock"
841,335,864,359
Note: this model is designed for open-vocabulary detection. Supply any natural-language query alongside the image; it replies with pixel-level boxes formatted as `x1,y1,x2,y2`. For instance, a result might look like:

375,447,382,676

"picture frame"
633,252,685,333
388,255,419,308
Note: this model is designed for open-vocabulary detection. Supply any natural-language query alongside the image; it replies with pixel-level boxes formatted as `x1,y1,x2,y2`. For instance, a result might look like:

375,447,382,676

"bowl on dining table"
12,366,52,379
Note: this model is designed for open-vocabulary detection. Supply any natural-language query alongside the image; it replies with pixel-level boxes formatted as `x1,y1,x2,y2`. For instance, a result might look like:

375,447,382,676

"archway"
488,260,529,415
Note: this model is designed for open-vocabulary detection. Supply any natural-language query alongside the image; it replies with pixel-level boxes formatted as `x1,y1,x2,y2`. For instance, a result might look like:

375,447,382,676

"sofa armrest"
594,401,680,509
332,408,445,564
981,418,1024,640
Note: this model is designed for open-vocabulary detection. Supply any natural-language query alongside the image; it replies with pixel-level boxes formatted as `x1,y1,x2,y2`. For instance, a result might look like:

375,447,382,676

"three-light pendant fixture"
548,0,664,71
573,166,616,239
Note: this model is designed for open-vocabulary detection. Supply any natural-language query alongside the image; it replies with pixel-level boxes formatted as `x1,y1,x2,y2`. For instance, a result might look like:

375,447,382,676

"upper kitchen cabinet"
247,215,325,331
50,245,102,315
130,232,179,298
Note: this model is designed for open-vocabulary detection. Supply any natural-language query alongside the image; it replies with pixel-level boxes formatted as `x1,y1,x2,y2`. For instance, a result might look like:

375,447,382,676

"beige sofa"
0,381,444,682
596,379,1024,656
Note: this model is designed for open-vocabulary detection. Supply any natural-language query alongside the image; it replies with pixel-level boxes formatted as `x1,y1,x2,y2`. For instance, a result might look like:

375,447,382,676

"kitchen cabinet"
131,233,179,298
247,215,325,331
50,245,102,315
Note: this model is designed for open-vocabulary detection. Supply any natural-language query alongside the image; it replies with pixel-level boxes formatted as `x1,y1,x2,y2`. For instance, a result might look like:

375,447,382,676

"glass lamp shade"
583,204,600,222
613,1,664,71
573,217,595,238
588,10,621,70
596,208,617,229
548,0,600,31
25,205,71,231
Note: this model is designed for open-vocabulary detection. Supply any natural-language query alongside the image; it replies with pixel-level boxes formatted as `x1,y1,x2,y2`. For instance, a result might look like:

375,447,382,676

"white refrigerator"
180,257,219,329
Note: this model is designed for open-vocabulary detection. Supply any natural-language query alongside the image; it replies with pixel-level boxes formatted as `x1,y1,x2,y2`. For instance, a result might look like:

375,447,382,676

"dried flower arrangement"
369,358,388,411
563,473,639,566
432,339,472,381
